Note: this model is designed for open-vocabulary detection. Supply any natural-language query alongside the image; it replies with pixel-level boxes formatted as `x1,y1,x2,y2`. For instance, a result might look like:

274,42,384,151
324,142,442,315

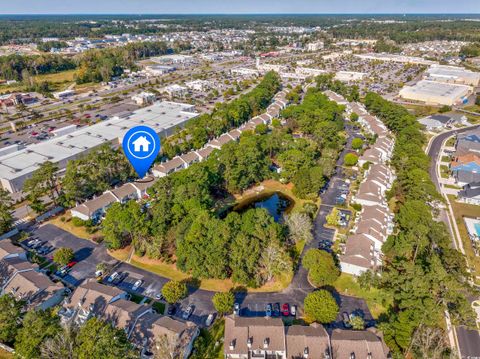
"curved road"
426,124,480,358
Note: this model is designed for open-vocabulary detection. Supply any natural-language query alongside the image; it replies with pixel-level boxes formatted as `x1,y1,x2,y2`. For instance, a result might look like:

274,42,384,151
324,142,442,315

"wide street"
427,124,480,358
27,121,373,328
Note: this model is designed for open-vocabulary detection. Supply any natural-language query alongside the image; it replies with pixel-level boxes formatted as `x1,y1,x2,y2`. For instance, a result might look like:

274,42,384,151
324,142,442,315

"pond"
233,192,293,222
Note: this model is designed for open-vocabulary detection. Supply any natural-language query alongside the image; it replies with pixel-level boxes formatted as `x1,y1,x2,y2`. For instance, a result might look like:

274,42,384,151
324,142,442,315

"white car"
290,305,297,317
234,303,240,316
182,305,194,319
132,280,143,291
205,313,215,326
107,272,119,283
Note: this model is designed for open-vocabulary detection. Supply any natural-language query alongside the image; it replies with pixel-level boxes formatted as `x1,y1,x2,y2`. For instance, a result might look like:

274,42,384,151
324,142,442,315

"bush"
161,280,188,304
344,153,358,167
71,217,86,227
351,138,364,150
304,290,339,323
212,292,235,314
350,112,359,121
302,249,340,287
351,203,362,212
53,247,74,266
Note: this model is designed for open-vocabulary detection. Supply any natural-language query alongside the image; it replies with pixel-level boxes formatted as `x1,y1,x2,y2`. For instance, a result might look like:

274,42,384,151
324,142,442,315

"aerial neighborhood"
0,8,480,359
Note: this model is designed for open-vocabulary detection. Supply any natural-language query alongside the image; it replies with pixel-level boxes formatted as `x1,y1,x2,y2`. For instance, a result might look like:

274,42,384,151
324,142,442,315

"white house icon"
132,136,151,152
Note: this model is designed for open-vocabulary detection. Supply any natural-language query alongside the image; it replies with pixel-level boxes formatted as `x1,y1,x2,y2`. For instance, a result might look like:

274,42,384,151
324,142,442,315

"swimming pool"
475,223,480,237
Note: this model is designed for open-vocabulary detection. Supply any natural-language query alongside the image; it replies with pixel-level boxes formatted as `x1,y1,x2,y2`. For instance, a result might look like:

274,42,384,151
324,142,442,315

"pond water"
233,192,293,222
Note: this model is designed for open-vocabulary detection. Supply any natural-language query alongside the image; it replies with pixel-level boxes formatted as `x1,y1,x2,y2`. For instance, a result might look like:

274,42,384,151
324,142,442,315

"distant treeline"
0,41,174,83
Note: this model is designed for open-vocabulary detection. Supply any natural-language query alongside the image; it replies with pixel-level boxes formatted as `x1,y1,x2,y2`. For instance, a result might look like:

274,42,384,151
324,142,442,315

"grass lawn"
441,155,451,163
190,319,225,359
47,212,97,241
448,195,480,283
334,273,391,319
445,137,456,147
34,69,77,84
440,165,451,179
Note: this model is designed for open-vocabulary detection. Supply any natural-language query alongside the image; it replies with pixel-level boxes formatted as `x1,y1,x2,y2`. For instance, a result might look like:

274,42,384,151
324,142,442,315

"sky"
0,0,479,15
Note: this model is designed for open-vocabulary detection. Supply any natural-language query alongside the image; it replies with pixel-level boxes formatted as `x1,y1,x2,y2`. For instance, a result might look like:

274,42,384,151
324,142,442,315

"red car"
282,303,290,316
66,261,77,268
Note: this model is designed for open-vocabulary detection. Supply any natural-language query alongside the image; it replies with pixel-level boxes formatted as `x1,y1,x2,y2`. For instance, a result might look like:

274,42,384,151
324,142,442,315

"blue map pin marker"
122,125,161,178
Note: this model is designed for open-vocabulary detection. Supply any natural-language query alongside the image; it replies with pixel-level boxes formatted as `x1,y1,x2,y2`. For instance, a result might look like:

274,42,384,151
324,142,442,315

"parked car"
182,305,194,319
265,304,272,317
234,303,240,316
155,293,164,301
282,303,290,316
342,312,351,328
205,313,215,326
107,272,119,283
167,304,177,316
113,272,128,284
290,305,297,317
66,261,77,268
132,280,143,291
273,303,280,317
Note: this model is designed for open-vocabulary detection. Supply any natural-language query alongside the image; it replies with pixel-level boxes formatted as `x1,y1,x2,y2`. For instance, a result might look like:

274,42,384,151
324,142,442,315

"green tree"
23,161,60,213
15,309,61,359
302,249,340,287
40,323,78,359
304,290,339,323
75,317,135,359
162,280,188,304
350,112,359,121
351,138,364,150
344,153,358,166
292,166,325,199
53,247,74,266
0,294,22,344
0,189,13,235
212,292,235,315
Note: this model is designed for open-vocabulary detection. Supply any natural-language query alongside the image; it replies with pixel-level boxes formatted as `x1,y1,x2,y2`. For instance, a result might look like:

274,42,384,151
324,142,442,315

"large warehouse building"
425,65,480,86
399,80,473,106
0,101,198,193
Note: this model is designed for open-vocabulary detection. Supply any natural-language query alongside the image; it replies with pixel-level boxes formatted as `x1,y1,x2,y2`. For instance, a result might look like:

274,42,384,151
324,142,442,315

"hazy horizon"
2,0,479,15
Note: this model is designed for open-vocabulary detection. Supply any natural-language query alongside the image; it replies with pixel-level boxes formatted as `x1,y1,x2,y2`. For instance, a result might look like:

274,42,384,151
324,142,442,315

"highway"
426,124,480,358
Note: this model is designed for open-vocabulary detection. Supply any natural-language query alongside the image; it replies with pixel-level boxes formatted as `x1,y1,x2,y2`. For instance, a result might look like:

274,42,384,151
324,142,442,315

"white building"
53,89,75,99
163,84,188,98
306,41,324,52
399,80,473,106
151,54,195,64
0,102,198,193
355,53,437,65
335,71,367,82
185,80,212,92
132,92,156,105
425,64,480,86
295,67,328,77
144,65,176,76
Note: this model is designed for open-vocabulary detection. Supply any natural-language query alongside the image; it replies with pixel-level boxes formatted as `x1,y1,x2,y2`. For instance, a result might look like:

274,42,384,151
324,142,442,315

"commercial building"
425,64,480,86
144,65,176,76
53,89,75,99
151,54,195,65
305,41,324,52
132,92,156,105
0,101,198,193
334,71,367,82
185,79,212,92
355,53,436,65
163,84,188,98
399,80,473,106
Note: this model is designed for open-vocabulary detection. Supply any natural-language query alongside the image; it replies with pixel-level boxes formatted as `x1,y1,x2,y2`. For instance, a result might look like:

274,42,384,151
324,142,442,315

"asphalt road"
426,124,480,358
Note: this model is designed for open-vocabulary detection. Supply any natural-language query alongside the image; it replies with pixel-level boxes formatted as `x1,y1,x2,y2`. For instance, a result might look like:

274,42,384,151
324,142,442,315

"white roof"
427,65,480,82
0,101,197,181
400,80,472,100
